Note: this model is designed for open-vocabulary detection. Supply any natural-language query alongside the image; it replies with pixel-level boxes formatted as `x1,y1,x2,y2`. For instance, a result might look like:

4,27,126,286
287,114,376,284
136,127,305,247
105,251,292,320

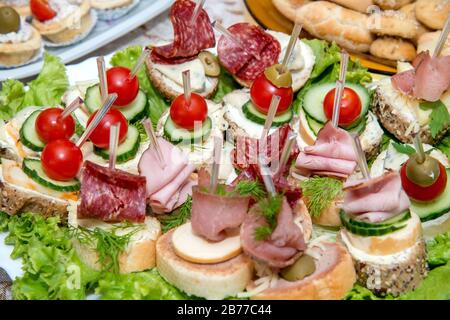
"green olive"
0,6,20,35
280,254,316,282
406,153,441,187
264,64,292,88
198,51,220,77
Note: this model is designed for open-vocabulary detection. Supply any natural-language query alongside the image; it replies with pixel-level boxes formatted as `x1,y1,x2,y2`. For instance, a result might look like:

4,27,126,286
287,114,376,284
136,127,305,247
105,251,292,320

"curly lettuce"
427,231,450,268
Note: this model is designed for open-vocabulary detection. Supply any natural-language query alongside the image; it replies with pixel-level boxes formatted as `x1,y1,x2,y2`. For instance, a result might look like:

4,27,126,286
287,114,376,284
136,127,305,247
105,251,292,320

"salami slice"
150,0,215,64
217,22,281,81
78,161,147,223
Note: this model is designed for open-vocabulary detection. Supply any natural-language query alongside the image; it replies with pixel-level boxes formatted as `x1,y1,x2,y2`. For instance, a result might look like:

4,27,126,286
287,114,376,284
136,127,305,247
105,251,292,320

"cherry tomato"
400,160,447,202
30,0,56,22
106,67,139,106
170,93,208,130
87,109,128,149
41,139,83,181
250,74,293,115
323,87,362,126
35,108,75,143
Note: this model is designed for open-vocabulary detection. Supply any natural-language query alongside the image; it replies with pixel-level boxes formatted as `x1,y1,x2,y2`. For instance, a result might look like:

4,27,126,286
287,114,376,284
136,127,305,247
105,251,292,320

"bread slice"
251,242,356,300
156,227,254,300
340,229,428,297
145,58,219,101
68,204,161,274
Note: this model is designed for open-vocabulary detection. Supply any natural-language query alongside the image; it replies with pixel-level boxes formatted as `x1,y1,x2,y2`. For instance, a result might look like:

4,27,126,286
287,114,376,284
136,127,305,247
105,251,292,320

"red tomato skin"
35,108,75,143
30,0,56,22
323,87,362,126
87,109,128,149
41,139,83,181
106,67,139,106
400,161,447,202
250,74,293,115
170,93,208,130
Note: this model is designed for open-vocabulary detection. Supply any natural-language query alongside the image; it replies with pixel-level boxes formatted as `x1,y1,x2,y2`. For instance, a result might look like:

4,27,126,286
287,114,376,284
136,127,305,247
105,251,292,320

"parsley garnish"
158,196,192,234
392,141,416,155
420,100,450,139
253,194,283,241
300,177,343,217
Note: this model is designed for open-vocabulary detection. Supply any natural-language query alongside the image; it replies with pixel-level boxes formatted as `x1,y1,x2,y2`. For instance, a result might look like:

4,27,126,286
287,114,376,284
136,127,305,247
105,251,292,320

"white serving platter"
0,0,172,81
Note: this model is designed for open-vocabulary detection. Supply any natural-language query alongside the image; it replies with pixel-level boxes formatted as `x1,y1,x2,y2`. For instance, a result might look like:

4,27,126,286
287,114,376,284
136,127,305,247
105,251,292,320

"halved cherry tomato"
250,73,293,115
36,108,75,143
170,93,207,130
323,87,362,126
30,0,56,22
87,109,128,149
41,139,83,181
106,67,139,107
400,160,447,202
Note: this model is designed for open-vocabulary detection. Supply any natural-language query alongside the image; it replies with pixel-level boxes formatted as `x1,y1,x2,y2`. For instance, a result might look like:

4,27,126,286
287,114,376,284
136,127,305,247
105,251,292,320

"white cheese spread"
46,0,80,24
0,18,32,44
153,58,207,92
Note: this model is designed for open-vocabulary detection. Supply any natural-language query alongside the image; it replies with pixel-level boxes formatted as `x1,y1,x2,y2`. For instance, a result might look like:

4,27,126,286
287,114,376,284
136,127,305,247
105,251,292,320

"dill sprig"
253,194,283,241
300,176,343,217
71,222,144,274
158,196,192,234
232,180,266,200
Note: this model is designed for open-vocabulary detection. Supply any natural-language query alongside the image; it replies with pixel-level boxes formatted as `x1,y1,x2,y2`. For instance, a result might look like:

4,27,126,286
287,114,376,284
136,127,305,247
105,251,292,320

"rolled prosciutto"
295,122,357,179
138,138,196,213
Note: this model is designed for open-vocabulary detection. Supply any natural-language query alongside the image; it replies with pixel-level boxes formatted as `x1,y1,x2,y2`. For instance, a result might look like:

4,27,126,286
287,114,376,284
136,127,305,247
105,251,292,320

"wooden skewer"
59,96,83,119
77,94,117,148
281,23,302,72
96,56,108,103
210,136,223,193
108,123,120,170
190,0,206,25
182,70,191,106
129,48,150,79
142,118,165,168
352,134,370,180
434,13,450,58
260,95,281,143
277,131,297,175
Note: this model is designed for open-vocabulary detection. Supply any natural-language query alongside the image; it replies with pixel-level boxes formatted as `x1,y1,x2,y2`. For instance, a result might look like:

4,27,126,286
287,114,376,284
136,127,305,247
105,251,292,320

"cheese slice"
172,222,242,264
153,58,206,92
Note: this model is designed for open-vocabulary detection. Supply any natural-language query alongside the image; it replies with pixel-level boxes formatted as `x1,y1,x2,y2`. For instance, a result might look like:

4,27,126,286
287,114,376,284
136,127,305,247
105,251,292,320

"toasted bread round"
172,222,242,264
156,227,254,300
145,58,219,101
370,37,417,62
251,242,356,300
0,27,42,66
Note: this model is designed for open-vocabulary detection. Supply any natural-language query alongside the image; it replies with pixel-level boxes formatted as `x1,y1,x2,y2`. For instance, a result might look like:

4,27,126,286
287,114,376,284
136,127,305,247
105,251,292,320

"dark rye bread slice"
145,58,219,101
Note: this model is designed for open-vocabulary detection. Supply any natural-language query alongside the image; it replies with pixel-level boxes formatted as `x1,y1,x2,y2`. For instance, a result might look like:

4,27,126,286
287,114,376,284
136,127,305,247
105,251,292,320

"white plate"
0,0,172,81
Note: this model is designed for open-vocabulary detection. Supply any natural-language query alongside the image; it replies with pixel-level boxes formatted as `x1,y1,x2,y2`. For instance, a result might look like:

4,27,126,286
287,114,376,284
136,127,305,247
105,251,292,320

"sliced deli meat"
150,0,215,64
241,197,306,268
138,138,196,213
78,161,147,223
391,51,450,102
343,172,411,222
295,122,357,179
217,22,281,81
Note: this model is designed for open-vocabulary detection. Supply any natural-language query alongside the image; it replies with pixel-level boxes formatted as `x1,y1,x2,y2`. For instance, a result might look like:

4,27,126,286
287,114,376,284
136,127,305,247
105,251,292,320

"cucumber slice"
19,110,45,152
340,211,408,237
305,111,367,136
410,168,450,222
85,84,148,123
164,116,212,144
242,101,292,127
302,82,370,124
348,115,367,135
348,210,411,228
22,158,80,192
93,125,140,163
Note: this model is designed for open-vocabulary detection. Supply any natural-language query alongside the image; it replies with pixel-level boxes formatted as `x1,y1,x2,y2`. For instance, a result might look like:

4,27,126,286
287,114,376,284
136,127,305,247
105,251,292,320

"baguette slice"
156,227,254,300
68,204,161,274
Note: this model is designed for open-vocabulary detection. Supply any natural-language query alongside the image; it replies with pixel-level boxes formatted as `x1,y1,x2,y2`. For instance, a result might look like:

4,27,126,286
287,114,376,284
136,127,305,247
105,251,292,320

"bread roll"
415,0,450,30
328,0,374,13
399,3,431,44
370,37,417,62
296,1,374,52
368,10,419,39
417,31,450,57
272,0,311,22
373,0,413,10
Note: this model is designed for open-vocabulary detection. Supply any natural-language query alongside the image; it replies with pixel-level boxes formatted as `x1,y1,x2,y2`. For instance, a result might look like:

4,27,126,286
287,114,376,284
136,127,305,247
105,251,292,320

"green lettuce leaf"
420,100,450,139
110,45,169,126
427,231,450,268
345,285,394,300
436,133,450,160
0,79,25,121
96,269,186,300
212,68,239,103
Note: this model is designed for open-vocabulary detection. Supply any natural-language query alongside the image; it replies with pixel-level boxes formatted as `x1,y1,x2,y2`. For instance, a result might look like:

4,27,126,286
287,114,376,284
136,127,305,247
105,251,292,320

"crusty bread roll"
368,10,419,39
373,0,412,10
156,227,254,300
417,31,450,57
415,0,450,30
399,3,431,44
252,242,356,300
327,0,374,13
370,37,416,62
310,200,342,227
272,0,311,21
296,1,374,52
